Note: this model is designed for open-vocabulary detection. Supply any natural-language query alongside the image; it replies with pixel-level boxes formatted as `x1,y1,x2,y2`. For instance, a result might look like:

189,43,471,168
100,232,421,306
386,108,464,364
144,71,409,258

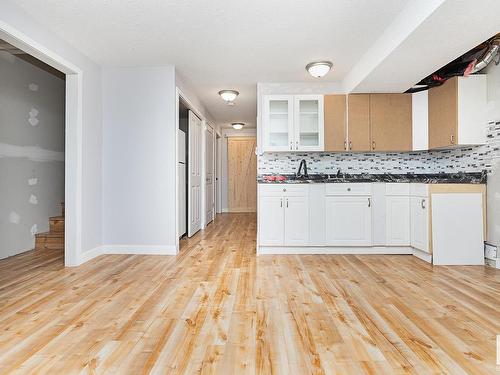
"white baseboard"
222,208,229,213
412,248,433,263
102,245,178,255
257,246,413,255
70,245,178,266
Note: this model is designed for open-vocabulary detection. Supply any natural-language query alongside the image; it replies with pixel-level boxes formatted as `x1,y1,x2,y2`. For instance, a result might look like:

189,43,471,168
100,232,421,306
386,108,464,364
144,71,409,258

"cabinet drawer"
410,183,429,197
385,183,410,196
326,183,372,196
259,184,308,196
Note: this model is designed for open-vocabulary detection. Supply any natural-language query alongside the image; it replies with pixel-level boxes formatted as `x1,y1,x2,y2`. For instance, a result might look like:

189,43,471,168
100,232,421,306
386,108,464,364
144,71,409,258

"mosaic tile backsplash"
258,122,500,175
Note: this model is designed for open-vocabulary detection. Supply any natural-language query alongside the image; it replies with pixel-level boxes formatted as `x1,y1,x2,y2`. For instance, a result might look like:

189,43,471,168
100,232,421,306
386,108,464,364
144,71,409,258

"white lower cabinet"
283,196,309,246
258,196,285,246
258,186,309,246
325,196,372,246
410,196,429,252
386,196,410,246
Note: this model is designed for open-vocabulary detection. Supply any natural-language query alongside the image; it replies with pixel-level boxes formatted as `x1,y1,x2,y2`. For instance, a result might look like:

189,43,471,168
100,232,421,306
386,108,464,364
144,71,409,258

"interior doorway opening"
0,39,66,261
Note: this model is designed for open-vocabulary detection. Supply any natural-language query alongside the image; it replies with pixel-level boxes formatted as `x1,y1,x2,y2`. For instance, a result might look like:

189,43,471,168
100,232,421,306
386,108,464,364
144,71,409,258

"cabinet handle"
368,197,371,208
295,141,299,150
421,199,426,209
344,141,347,151
450,134,455,145
349,141,352,150
290,141,293,150
286,198,289,208
372,141,376,150
280,198,283,208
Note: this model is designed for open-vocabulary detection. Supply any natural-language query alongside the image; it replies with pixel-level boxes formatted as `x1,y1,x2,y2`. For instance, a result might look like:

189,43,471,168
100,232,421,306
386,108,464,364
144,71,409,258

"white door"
386,196,410,246
284,196,309,246
410,196,429,252
205,126,215,225
325,196,372,246
258,196,285,246
188,111,202,237
294,95,324,151
263,95,294,152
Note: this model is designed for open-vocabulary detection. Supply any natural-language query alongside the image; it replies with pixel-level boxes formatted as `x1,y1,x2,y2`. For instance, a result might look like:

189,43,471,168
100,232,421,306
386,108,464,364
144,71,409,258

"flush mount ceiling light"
306,61,333,78
231,122,244,130
218,89,239,104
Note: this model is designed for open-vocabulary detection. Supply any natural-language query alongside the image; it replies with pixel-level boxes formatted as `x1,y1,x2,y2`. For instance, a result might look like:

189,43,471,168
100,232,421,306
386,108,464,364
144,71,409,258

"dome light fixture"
231,122,244,130
306,61,333,78
218,89,239,103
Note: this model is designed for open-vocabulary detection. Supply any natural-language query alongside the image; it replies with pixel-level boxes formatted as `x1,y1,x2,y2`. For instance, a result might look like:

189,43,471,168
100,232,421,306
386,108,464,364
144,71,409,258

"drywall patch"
29,194,38,205
9,211,21,224
30,224,38,236
28,83,39,91
28,108,39,126
28,178,38,186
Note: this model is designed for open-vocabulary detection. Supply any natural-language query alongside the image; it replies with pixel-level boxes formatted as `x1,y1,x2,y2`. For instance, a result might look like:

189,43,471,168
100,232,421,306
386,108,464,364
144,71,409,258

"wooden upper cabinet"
324,95,346,151
370,93,412,152
347,94,371,151
428,77,458,149
428,75,487,149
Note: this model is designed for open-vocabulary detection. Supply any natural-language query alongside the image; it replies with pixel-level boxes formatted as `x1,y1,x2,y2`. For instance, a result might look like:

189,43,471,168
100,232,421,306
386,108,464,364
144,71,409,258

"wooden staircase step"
35,232,64,251
49,216,65,233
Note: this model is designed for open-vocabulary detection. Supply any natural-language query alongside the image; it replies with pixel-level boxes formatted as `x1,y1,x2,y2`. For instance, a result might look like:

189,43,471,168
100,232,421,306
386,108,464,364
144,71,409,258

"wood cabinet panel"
370,93,412,152
428,77,458,149
324,94,346,151
347,94,371,151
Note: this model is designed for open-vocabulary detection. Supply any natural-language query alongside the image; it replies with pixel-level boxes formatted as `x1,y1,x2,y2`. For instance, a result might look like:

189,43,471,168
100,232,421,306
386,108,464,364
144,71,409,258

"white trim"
257,246,413,255
222,208,229,213
101,245,178,255
412,248,433,263
0,143,64,162
0,20,84,267
79,245,178,263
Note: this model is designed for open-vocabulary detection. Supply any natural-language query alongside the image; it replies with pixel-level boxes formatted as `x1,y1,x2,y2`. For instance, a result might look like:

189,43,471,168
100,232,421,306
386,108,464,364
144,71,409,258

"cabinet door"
325,196,372,246
259,196,285,246
428,77,457,149
347,94,371,151
410,196,429,252
263,96,294,151
370,94,412,152
386,196,410,246
324,95,347,151
294,95,324,151
284,196,309,246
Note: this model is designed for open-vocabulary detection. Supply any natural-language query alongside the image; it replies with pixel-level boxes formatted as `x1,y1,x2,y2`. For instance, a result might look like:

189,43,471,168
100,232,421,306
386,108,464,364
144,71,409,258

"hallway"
0,213,498,374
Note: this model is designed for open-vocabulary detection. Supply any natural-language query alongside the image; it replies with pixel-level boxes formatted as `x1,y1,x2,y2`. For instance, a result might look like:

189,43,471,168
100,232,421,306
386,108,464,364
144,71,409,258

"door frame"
204,125,216,224
175,88,212,251
0,21,83,266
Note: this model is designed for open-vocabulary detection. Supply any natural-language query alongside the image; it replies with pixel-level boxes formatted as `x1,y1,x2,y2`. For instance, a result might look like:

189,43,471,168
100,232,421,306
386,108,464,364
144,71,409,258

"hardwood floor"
0,213,499,374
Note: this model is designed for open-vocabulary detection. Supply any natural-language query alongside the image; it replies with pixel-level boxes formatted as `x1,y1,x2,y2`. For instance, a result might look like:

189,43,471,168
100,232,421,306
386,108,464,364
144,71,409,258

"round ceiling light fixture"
306,61,333,78
218,89,239,103
231,122,244,130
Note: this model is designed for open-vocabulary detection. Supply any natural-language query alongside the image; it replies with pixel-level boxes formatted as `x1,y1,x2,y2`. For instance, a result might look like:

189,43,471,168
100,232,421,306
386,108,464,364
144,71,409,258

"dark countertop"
258,172,487,184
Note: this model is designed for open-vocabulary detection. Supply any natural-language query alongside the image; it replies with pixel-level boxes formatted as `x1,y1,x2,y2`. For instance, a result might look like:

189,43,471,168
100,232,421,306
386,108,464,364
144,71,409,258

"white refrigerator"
178,130,187,237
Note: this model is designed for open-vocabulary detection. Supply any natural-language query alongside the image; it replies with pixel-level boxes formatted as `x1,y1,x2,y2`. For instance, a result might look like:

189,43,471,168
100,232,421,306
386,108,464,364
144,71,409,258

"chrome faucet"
296,159,308,179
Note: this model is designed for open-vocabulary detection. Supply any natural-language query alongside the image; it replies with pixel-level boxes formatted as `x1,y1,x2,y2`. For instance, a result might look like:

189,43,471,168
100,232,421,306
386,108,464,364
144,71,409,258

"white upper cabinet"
262,96,294,152
262,95,324,152
294,95,324,151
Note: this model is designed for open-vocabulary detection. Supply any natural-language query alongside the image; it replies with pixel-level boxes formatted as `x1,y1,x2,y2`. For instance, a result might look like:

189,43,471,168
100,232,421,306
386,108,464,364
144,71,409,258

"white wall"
485,62,500,247
102,67,177,253
0,1,103,263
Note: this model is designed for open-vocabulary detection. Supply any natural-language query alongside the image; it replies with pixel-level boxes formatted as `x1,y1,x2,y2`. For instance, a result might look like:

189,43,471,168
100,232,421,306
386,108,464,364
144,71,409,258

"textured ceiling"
10,0,411,127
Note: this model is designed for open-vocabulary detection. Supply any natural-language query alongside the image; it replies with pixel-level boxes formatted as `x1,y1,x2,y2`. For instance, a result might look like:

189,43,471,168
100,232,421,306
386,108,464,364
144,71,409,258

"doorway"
227,137,257,212
0,39,66,261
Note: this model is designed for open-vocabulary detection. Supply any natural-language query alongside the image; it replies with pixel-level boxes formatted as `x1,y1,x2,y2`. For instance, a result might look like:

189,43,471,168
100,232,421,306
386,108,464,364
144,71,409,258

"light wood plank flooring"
0,213,499,374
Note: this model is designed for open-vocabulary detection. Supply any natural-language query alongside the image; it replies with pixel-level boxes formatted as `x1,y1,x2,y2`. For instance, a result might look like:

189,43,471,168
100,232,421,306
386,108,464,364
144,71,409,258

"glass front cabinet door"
263,96,294,151
294,95,324,151
262,95,324,152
